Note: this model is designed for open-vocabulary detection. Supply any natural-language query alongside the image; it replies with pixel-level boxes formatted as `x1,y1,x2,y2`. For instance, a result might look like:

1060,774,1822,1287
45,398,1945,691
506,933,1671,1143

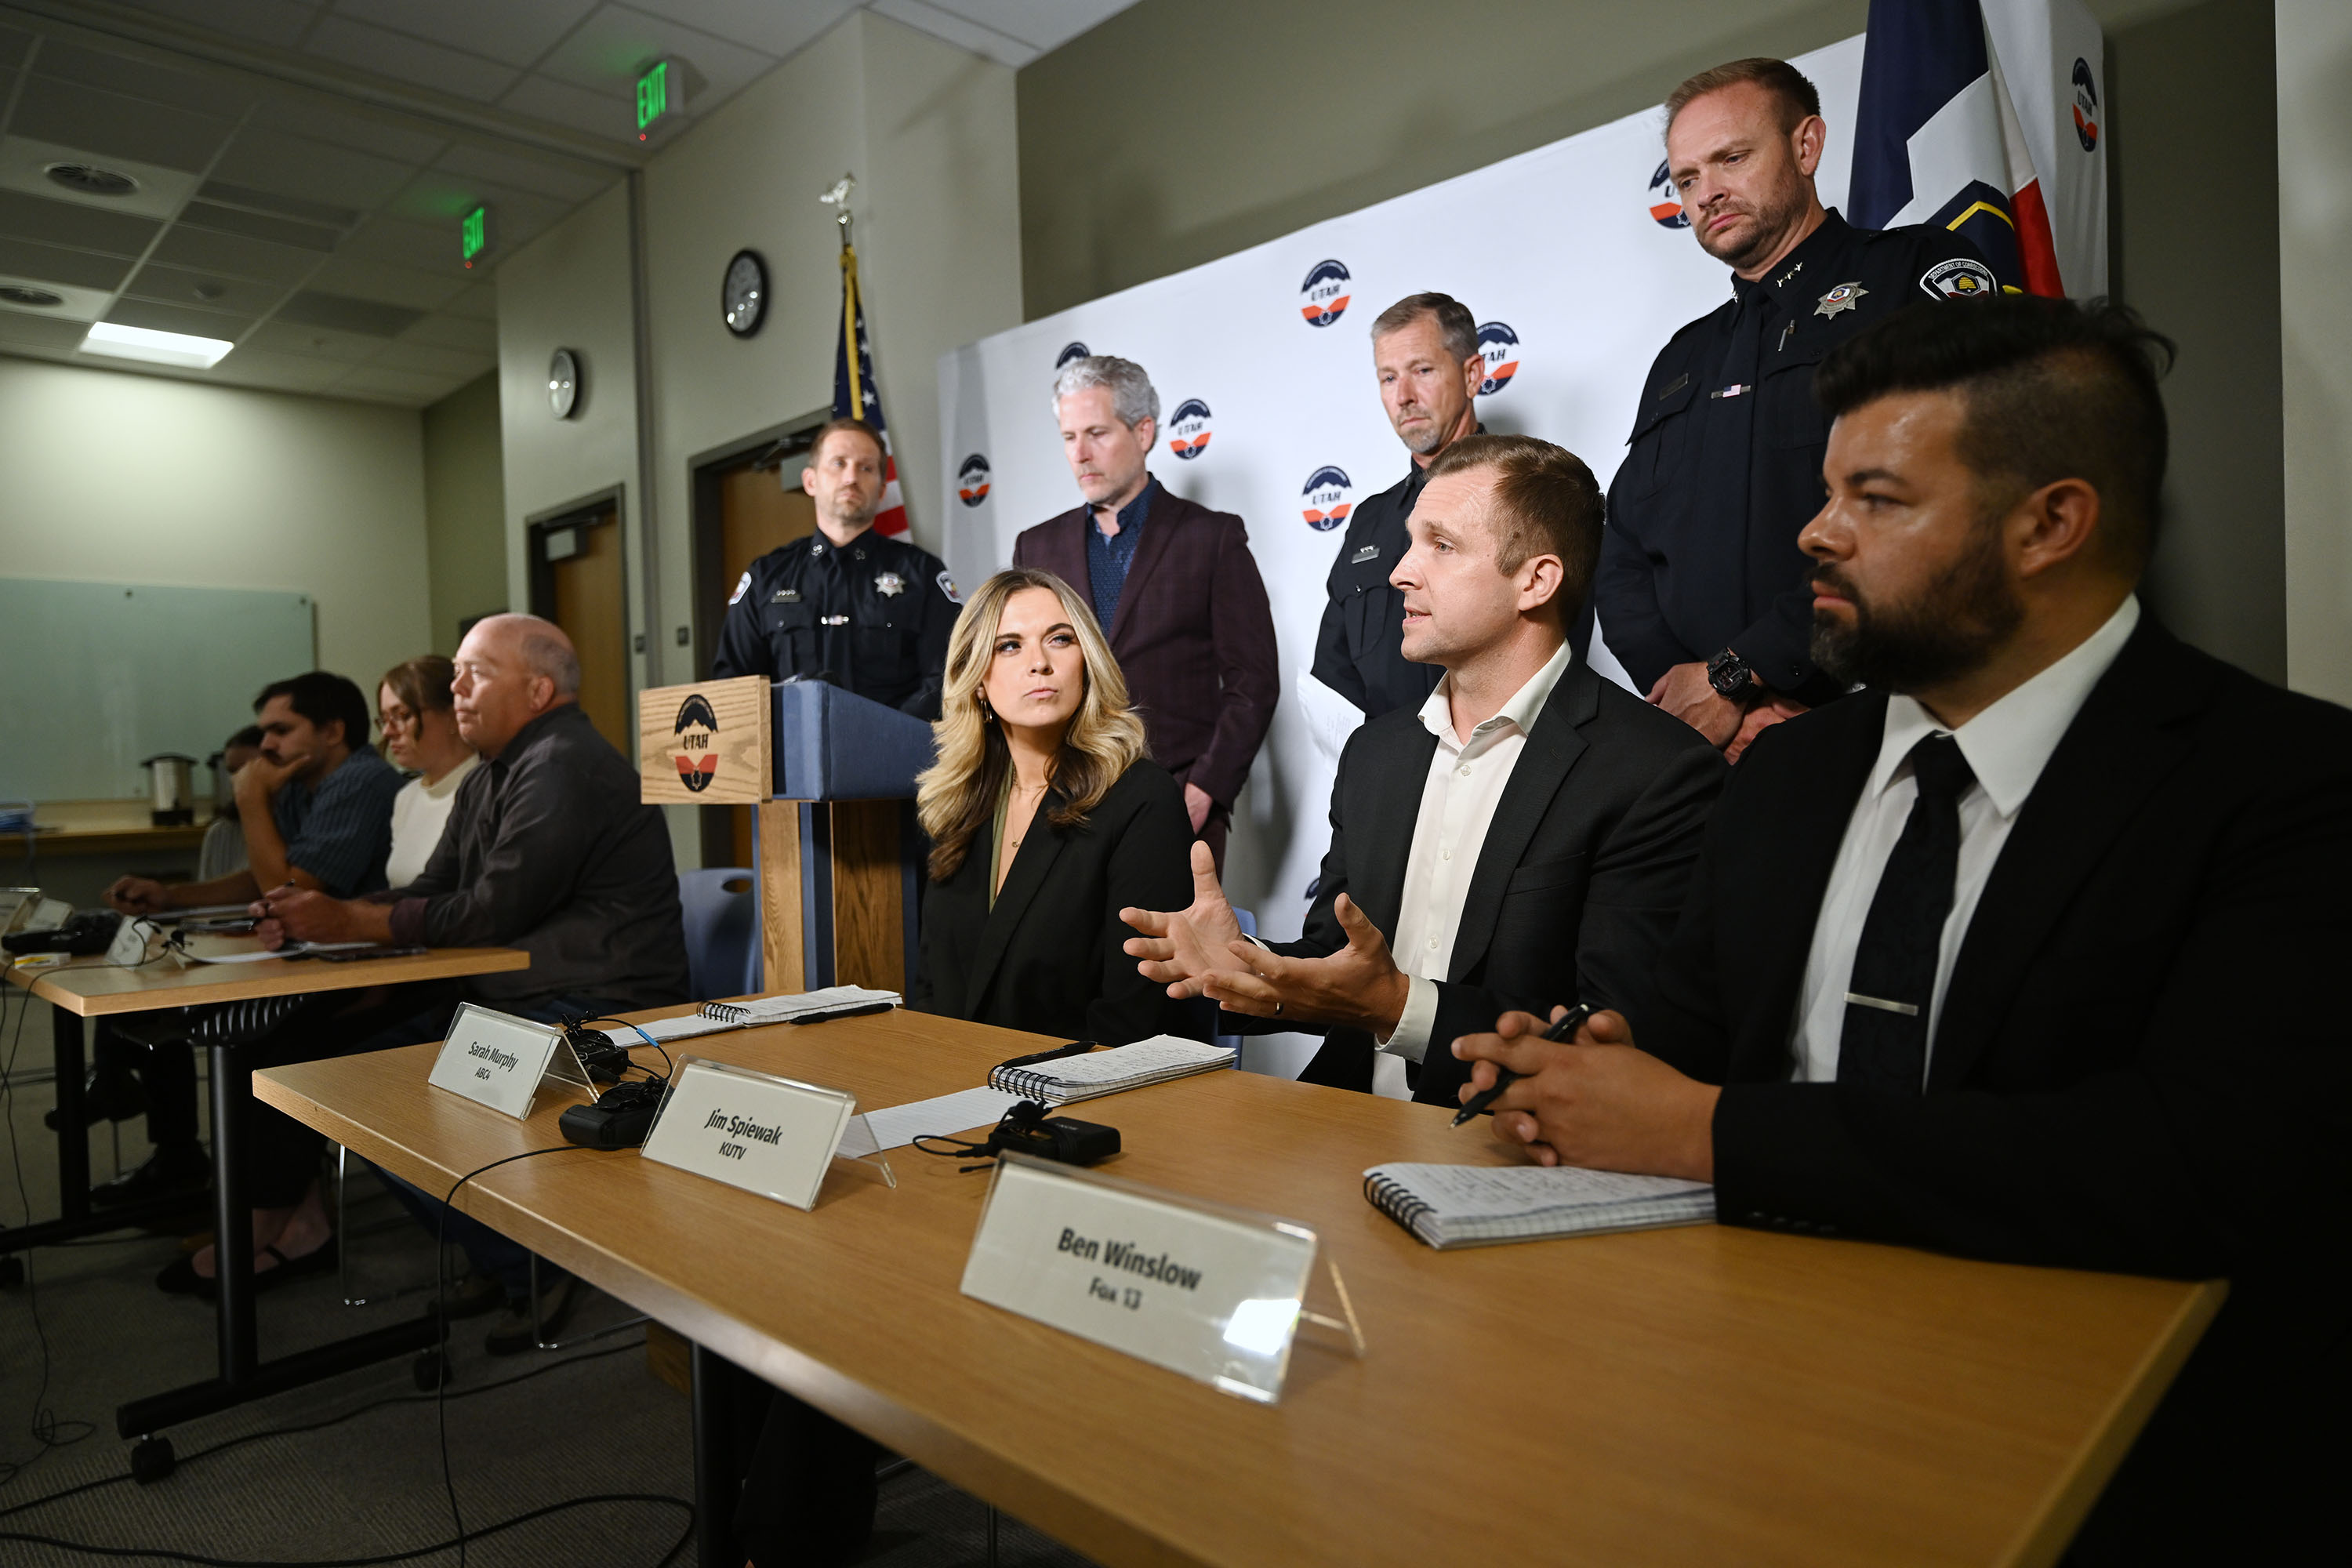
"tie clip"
1844,992,1919,1017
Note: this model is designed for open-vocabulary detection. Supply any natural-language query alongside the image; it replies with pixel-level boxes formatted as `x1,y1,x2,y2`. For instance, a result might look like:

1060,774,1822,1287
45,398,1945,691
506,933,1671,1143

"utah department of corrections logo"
1300,465,1353,532
673,692,720,793
1475,322,1522,396
1298,259,1352,328
1919,258,1999,301
1166,398,1212,459
1646,158,1689,229
2071,58,2100,151
1054,341,1091,369
956,452,991,507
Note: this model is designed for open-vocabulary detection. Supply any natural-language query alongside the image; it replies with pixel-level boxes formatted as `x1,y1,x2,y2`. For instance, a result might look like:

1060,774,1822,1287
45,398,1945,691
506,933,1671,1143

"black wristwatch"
1706,646,1760,703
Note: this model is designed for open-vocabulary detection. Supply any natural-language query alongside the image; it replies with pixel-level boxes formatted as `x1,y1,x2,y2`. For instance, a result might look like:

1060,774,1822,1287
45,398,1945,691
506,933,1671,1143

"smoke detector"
0,285,64,307
44,162,139,198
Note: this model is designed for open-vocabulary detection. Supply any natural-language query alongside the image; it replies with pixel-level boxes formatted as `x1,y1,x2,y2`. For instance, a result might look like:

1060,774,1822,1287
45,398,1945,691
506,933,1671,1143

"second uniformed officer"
712,417,959,720
1596,57,1996,760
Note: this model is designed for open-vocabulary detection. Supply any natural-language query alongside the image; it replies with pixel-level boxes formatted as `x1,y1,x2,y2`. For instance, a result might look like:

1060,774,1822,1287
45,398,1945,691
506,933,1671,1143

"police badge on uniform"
1815,282,1867,318
875,572,905,597
1919,257,2001,301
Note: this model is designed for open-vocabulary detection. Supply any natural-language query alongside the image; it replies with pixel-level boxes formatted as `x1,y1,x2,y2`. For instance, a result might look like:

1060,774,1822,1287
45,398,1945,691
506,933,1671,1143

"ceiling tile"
207,128,416,210
0,24,31,74
383,170,565,249
537,4,775,103
329,0,602,70
149,225,325,285
0,236,132,292
198,180,364,230
113,0,321,50
205,347,357,393
397,311,497,352
0,187,162,258
178,199,344,253
304,255,468,310
275,289,424,336
869,0,1033,67
106,297,253,339
0,136,201,221
0,313,93,351
430,143,614,205
935,0,1138,50
246,318,388,362
622,0,854,56
495,73,633,140
245,97,450,165
9,77,236,175
441,281,498,320
336,214,473,275
123,263,287,317
36,40,260,119
370,338,495,377
301,15,521,104
329,362,465,402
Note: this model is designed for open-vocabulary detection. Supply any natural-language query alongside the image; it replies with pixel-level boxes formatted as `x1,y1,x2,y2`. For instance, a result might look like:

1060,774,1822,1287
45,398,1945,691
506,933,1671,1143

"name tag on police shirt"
426,1004,594,1120
960,1156,1325,1403
638,1057,869,1210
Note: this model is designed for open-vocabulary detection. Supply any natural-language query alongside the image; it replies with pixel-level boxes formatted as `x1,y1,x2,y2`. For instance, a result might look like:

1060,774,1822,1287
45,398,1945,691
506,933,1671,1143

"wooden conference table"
256,1005,2220,1568
2,938,528,1450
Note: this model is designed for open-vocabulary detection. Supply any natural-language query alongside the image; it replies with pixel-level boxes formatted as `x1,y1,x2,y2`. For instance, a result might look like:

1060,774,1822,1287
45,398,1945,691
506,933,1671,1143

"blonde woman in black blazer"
906,566,1194,1047
731,568,1194,1568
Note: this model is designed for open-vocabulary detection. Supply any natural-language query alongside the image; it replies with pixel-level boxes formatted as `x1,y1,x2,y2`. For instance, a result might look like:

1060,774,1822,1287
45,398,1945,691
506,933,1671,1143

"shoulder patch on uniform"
1920,256,1999,301
727,571,751,606
936,569,963,604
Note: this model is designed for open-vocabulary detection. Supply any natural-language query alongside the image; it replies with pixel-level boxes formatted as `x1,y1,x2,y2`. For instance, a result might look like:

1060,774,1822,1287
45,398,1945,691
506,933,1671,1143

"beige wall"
0,354,429,691
2279,0,2352,704
421,371,507,656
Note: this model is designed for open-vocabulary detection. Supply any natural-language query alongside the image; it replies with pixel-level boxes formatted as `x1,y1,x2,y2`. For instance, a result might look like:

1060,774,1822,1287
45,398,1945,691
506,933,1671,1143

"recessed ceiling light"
80,321,233,368
44,162,140,198
0,285,64,308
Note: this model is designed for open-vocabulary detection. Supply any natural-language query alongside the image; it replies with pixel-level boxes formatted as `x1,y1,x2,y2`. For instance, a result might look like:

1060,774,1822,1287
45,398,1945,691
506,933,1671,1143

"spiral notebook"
987,1035,1234,1105
1363,1163,1715,1250
631,986,902,1044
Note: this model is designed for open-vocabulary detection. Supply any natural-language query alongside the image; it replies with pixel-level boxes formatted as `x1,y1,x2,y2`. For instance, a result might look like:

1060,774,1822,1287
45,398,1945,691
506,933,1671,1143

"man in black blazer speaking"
1452,297,2351,1557
1124,434,1725,1105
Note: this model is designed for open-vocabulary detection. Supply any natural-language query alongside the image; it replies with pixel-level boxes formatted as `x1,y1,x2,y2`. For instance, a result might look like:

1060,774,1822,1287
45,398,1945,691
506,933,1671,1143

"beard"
1697,175,1813,272
1812,521,2024,693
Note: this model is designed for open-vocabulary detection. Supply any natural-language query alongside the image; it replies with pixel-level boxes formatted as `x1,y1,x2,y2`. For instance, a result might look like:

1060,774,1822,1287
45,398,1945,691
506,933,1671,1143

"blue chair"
679,868,762,1001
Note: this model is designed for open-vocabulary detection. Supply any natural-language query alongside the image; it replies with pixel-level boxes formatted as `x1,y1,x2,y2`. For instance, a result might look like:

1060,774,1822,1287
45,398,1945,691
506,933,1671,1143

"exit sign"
636,59,683,139
459,204,495,269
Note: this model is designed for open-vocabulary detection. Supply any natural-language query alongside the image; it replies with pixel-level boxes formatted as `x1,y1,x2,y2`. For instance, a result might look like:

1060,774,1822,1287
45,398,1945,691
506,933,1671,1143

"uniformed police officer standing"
1597,57,1996,760
712,416,959,720
1311,292,1486,720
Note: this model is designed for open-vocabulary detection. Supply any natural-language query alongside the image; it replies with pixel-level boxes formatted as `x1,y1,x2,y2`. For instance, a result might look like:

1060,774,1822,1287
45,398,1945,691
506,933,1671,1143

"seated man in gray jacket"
183,615,689,1352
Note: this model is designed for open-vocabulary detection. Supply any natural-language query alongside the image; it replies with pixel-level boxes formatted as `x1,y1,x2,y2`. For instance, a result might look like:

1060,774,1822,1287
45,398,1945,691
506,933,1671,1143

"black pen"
994,1040,1096,1070
1450,1002,1595,1128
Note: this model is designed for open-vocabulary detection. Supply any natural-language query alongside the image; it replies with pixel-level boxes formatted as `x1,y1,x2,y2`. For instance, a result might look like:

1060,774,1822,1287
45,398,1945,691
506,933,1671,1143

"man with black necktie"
1450,296,2351,1558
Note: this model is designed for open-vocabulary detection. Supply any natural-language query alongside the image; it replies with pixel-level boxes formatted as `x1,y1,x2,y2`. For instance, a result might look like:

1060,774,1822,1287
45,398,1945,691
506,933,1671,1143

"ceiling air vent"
0,285,65,307
44,163,140,198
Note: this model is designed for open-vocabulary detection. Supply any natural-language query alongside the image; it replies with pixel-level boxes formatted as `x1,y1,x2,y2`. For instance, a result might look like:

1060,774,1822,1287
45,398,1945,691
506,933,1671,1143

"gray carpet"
0,993,1095,1567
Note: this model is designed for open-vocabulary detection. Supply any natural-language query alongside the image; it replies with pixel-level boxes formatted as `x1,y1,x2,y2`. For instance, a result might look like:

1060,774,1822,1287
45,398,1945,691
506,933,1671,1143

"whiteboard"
0,579,318,804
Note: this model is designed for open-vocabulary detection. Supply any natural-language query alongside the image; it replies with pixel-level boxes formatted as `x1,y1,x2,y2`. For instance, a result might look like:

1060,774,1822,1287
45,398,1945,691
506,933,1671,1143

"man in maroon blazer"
1014,355,1279,868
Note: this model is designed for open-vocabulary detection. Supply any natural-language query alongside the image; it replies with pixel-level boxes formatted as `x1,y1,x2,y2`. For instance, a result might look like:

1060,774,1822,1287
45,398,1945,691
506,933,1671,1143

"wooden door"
546,510,631,757
715,461,815,869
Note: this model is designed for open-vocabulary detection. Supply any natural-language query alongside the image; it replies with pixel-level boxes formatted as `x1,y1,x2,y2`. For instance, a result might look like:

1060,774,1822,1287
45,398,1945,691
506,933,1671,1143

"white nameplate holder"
638,1056,895,1210
106,916,162,967
960,1154,1366,1404
426,1003,595,1120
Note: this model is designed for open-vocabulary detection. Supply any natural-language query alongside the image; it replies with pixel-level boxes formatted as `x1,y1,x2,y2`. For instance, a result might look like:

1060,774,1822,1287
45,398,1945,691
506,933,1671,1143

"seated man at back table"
1123,434,1724,1103
1446,297,2350,1559
89,674,402,1207
212,614,690,1352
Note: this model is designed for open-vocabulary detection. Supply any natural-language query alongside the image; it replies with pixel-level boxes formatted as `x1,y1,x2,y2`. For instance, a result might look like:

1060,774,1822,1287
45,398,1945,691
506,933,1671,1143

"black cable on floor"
0,980,97,1486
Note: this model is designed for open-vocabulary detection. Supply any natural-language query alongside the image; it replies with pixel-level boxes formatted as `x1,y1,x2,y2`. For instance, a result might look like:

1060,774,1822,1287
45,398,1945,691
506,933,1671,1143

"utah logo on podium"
638,675,771,806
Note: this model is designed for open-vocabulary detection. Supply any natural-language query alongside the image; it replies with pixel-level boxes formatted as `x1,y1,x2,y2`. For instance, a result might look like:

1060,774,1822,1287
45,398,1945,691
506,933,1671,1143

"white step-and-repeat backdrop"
936,8,2100,976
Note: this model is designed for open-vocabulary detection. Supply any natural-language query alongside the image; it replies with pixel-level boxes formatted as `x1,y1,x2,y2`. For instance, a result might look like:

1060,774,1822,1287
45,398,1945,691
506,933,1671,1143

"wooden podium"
639,677,935,995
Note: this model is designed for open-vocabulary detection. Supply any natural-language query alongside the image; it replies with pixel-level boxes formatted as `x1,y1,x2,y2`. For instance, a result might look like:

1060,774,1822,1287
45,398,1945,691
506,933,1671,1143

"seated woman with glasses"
731,568,1196,1568
376,655,480,887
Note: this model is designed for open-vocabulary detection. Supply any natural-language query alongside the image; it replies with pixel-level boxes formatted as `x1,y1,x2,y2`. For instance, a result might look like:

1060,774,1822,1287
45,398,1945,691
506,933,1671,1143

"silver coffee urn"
141,753,198,826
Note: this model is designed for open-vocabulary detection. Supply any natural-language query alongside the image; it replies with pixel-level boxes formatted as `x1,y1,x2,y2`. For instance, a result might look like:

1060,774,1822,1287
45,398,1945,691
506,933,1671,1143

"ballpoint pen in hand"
1450,1002,1596,1129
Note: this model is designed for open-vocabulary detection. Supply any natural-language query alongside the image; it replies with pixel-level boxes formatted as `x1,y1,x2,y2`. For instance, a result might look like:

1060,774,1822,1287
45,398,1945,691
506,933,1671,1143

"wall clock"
722,249,767,337
547,347,580,419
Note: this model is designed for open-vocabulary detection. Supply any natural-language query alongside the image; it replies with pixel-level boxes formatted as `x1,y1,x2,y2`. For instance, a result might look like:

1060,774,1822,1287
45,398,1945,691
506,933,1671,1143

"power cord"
0,979,97,1487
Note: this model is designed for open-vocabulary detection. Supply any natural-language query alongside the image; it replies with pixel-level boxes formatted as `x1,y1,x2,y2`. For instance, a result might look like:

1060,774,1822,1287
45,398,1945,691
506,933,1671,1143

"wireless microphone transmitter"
559,1080,666,1149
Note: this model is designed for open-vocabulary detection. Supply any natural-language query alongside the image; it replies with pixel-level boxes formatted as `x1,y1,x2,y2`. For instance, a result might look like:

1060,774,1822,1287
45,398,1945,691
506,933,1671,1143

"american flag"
833,242,908,535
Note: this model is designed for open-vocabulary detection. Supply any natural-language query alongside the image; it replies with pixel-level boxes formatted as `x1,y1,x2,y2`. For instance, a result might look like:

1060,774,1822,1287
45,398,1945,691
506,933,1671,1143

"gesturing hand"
1450,1006,1719,1181
1120,840,1242,999
1199,894,1410,1036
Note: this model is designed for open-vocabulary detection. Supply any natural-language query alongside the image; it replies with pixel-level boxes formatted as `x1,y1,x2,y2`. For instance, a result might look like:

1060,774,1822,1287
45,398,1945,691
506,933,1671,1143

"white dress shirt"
1369,638,1575,1098
1790,595,2140,1084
